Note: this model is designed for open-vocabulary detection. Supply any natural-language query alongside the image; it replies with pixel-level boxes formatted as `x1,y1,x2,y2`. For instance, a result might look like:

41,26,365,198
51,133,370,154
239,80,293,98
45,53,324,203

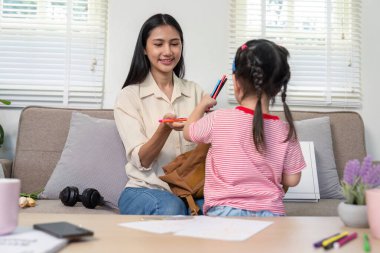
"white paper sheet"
119,216,272,241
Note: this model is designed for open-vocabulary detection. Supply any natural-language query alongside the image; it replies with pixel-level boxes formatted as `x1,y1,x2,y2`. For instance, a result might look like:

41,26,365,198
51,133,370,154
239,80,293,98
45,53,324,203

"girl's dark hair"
122,14,185,88
233,39,295,153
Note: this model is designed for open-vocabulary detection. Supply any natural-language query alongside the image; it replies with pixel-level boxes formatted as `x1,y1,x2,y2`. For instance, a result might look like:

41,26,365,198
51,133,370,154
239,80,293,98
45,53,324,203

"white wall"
361,0,380,158
1,0,380,161
103,0,230,109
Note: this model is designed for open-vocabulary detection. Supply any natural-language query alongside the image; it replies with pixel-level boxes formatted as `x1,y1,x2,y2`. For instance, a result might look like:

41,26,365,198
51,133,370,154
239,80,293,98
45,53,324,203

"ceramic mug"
0,178,21,235
366,188,380,239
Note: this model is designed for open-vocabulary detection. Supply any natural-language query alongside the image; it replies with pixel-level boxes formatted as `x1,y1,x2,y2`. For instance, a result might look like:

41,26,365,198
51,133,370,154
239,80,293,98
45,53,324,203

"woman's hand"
162,113,185,131
168,121,185,131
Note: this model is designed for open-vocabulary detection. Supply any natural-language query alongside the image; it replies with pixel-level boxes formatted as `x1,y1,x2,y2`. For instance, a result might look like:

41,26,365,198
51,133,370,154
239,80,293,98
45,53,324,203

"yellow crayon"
322,231,349,247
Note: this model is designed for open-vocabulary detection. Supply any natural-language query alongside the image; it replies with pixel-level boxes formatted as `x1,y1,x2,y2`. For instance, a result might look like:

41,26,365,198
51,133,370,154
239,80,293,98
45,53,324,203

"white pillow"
295,117,344,199
41,112,128,209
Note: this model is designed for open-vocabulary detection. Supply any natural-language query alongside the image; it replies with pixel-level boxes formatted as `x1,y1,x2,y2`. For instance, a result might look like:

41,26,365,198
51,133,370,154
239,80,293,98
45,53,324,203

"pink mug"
0,178,20,235
366,188,380,239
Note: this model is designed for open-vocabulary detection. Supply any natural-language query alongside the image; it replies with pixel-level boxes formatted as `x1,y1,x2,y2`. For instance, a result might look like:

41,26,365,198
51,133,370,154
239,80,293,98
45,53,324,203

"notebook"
283,141,320,202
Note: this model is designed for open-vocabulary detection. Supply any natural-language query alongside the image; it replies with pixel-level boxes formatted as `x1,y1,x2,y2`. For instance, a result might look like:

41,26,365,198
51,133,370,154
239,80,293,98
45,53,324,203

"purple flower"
360,155,372,179
342,155,380,205
343,159,361,185
362,164,380,187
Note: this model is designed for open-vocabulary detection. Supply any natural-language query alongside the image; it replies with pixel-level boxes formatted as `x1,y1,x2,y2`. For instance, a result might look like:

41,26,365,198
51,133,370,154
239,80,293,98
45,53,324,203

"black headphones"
59,186,104,209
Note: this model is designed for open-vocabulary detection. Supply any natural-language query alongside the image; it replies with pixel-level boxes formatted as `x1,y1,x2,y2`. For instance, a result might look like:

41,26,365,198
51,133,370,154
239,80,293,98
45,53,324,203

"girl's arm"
282,138,306,189
183,95,216,141
282,172,302,187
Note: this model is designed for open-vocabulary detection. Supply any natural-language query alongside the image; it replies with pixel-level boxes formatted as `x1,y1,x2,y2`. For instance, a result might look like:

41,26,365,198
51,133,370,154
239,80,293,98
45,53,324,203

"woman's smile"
159,58,175,65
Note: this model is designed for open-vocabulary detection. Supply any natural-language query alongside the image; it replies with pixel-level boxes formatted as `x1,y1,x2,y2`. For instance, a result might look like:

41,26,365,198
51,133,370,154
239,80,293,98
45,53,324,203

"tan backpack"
160,143,210,215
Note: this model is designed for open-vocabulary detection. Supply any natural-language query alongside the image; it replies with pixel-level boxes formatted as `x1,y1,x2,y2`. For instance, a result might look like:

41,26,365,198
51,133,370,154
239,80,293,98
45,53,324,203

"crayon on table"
322,231,349,247
333,232,357,249
363,233,371,252
313,233,340,248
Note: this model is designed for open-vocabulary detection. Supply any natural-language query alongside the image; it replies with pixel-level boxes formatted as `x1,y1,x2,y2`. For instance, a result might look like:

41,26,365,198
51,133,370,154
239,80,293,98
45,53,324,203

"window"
229,0,361,108
0,0,108,108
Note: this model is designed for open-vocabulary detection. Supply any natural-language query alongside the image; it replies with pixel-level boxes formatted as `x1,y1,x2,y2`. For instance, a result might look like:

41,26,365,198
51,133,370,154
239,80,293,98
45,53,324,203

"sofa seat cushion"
285,199,340,216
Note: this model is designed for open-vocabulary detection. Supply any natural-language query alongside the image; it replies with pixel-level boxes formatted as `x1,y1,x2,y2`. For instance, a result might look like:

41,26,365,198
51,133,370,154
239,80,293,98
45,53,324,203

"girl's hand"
200,94,217,112
162,113,185,131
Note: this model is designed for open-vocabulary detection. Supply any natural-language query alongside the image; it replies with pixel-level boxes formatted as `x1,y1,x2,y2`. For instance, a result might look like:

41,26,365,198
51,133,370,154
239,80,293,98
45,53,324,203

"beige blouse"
114,72,204,191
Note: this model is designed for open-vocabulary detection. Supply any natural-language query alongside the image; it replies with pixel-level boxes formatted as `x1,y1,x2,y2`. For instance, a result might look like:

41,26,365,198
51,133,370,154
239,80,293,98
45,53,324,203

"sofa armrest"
0,159,12,178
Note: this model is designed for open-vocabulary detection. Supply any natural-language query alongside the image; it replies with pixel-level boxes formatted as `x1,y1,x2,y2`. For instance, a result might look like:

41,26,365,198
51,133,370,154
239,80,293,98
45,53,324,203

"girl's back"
184,39,306,216
190,106,304,214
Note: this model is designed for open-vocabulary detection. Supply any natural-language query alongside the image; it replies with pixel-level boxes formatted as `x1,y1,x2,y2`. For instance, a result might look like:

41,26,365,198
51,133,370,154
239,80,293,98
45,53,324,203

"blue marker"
211,79,221,97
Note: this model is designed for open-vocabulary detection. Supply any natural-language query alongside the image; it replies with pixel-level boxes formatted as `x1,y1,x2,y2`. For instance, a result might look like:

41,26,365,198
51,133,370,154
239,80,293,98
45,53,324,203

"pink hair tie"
241,44,248,50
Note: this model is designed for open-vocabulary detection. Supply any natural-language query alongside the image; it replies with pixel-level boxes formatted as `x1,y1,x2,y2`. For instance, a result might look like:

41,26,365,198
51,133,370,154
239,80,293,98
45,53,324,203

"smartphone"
33,221,94,241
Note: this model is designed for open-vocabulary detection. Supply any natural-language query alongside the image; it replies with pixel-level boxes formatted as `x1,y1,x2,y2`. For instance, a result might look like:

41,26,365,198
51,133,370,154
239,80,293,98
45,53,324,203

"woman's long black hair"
233,39,296,153
122,14,185,88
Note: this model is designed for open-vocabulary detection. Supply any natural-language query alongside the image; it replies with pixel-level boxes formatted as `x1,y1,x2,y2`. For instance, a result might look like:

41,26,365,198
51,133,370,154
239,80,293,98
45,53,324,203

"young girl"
183,39,306,216
114,14,204,215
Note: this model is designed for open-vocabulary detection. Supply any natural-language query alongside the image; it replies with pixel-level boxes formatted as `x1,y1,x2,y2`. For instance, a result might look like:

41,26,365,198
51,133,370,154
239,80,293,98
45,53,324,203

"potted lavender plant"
338,155,380,228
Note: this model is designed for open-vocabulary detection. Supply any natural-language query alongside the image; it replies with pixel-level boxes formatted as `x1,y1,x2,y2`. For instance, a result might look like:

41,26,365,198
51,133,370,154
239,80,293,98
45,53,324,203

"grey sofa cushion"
41,112,128,209
295,117,344,199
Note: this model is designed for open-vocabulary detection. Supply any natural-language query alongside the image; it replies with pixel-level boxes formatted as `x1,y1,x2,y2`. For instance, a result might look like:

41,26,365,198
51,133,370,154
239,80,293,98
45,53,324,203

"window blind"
0,0,108,108
229,0,361,108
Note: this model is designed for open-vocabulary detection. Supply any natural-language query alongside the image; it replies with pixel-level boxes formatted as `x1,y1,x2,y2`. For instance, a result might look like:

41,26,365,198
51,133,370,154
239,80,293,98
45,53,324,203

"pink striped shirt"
189,106,306,215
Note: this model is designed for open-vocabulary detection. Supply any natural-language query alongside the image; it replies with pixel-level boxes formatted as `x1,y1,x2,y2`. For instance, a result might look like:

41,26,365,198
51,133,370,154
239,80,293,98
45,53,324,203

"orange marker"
159,117,187,123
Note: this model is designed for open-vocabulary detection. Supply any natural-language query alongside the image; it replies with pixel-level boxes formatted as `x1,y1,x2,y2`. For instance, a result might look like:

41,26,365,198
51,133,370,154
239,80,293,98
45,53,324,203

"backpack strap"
185,195,199,216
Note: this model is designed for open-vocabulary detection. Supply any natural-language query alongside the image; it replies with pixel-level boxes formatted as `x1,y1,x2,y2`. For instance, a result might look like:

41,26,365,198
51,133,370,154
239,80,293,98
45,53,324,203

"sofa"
0,106,366,216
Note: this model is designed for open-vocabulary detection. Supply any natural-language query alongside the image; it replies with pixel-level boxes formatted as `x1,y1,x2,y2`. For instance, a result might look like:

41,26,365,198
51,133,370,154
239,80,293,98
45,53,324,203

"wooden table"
19,213,379,253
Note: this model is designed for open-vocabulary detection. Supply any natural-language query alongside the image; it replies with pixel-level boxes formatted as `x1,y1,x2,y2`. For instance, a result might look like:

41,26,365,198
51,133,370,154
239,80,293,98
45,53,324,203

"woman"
114,14,204,215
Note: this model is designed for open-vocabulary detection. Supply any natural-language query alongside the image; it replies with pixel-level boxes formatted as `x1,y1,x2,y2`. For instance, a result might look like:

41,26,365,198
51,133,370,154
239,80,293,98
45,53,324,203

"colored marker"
159,117,187,123
333,232,357,249
313,233,340,248
211,74,227,99
322,231,349,247
210,79,221,97
363,233,371,252
212,75,227,99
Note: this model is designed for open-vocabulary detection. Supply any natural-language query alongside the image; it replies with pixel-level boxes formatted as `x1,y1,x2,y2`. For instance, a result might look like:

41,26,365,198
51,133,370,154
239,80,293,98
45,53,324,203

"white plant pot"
338,202,369,228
